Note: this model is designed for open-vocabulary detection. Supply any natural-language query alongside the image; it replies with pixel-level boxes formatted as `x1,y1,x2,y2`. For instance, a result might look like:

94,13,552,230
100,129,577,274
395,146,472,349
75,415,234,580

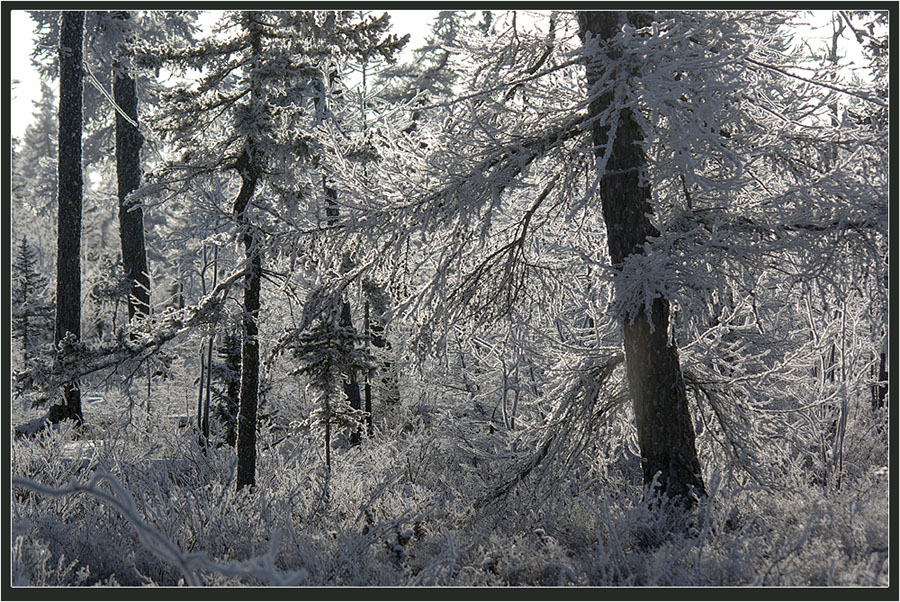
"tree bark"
340,296,363,445
234,148,261,490
579,11,705,505
113,10,150,325
235,12,264,490
236,231,261,488
364,300,373,437
56,10,84,424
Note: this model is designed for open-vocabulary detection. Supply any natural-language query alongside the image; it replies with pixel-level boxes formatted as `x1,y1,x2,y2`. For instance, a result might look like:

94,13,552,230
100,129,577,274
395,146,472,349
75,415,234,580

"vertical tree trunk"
236,233,261,488
234,147,261,490
364,300,374,437
579,11,705,505
324,180,363,446
340,295,363,445
56,10,84,424
235,13,264,490
112,10,150,324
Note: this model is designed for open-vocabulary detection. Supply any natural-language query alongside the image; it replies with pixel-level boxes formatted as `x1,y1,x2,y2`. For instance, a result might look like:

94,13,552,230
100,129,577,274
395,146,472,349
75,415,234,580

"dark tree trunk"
579,11,705,505
364,300,373,437
340,298,363,445
112,10,150,324
235,16,264,490
236,234,261,488
56,10,84,424
234,147,261,490
325,181,363,446
873,347,888,410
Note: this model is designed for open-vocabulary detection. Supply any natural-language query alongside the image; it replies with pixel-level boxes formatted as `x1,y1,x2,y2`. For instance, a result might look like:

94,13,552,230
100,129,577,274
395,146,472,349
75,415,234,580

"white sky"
8,10,871,140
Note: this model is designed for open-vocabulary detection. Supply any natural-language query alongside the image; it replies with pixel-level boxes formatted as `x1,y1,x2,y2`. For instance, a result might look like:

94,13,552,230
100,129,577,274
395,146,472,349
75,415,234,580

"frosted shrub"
10,535,97,587
9,407,890,587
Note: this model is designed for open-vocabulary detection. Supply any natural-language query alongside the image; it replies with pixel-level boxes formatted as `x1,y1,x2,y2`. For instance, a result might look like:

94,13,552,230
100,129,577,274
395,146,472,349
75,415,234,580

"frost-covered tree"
338,10,888,505
281,10,406,455
137,9,405,488
842,9,889,412
12,236,55,371
578,11,704,503
11,83,58,322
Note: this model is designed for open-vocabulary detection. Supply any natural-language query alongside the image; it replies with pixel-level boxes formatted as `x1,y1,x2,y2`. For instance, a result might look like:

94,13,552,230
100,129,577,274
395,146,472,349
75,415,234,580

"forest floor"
9,382,892,589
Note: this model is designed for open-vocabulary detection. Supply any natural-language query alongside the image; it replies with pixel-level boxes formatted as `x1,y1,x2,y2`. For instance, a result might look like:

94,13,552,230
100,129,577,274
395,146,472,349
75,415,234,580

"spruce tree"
12,236,54,370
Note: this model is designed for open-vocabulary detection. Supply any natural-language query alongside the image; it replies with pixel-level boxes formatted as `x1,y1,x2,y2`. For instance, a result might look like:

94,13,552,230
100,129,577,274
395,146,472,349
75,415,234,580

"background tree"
12,236,55,371
378,11,483,109
112,10,150,324
135,10,405,488
285,9,406,455
213,327,242,447
11,82,59,282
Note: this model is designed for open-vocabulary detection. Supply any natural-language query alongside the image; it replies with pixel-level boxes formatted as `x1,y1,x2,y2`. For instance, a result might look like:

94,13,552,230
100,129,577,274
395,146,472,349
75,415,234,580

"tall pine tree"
55,10,85,424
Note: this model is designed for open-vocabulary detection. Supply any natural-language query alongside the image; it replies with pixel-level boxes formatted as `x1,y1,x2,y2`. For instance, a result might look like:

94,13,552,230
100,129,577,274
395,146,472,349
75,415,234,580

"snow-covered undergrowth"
9,402,889,587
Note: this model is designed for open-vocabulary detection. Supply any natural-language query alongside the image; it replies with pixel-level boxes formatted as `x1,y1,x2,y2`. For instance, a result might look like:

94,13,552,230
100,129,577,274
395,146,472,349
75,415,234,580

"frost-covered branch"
744,57,887,107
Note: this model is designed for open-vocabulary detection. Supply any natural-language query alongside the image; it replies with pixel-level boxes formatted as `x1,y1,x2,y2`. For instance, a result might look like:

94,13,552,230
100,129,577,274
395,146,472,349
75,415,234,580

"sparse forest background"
8,9,891,588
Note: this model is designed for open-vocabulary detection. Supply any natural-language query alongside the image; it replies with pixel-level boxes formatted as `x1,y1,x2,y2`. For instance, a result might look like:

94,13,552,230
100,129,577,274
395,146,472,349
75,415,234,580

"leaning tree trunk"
112,10,150,324
579,11,705,505
55,10,85,424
